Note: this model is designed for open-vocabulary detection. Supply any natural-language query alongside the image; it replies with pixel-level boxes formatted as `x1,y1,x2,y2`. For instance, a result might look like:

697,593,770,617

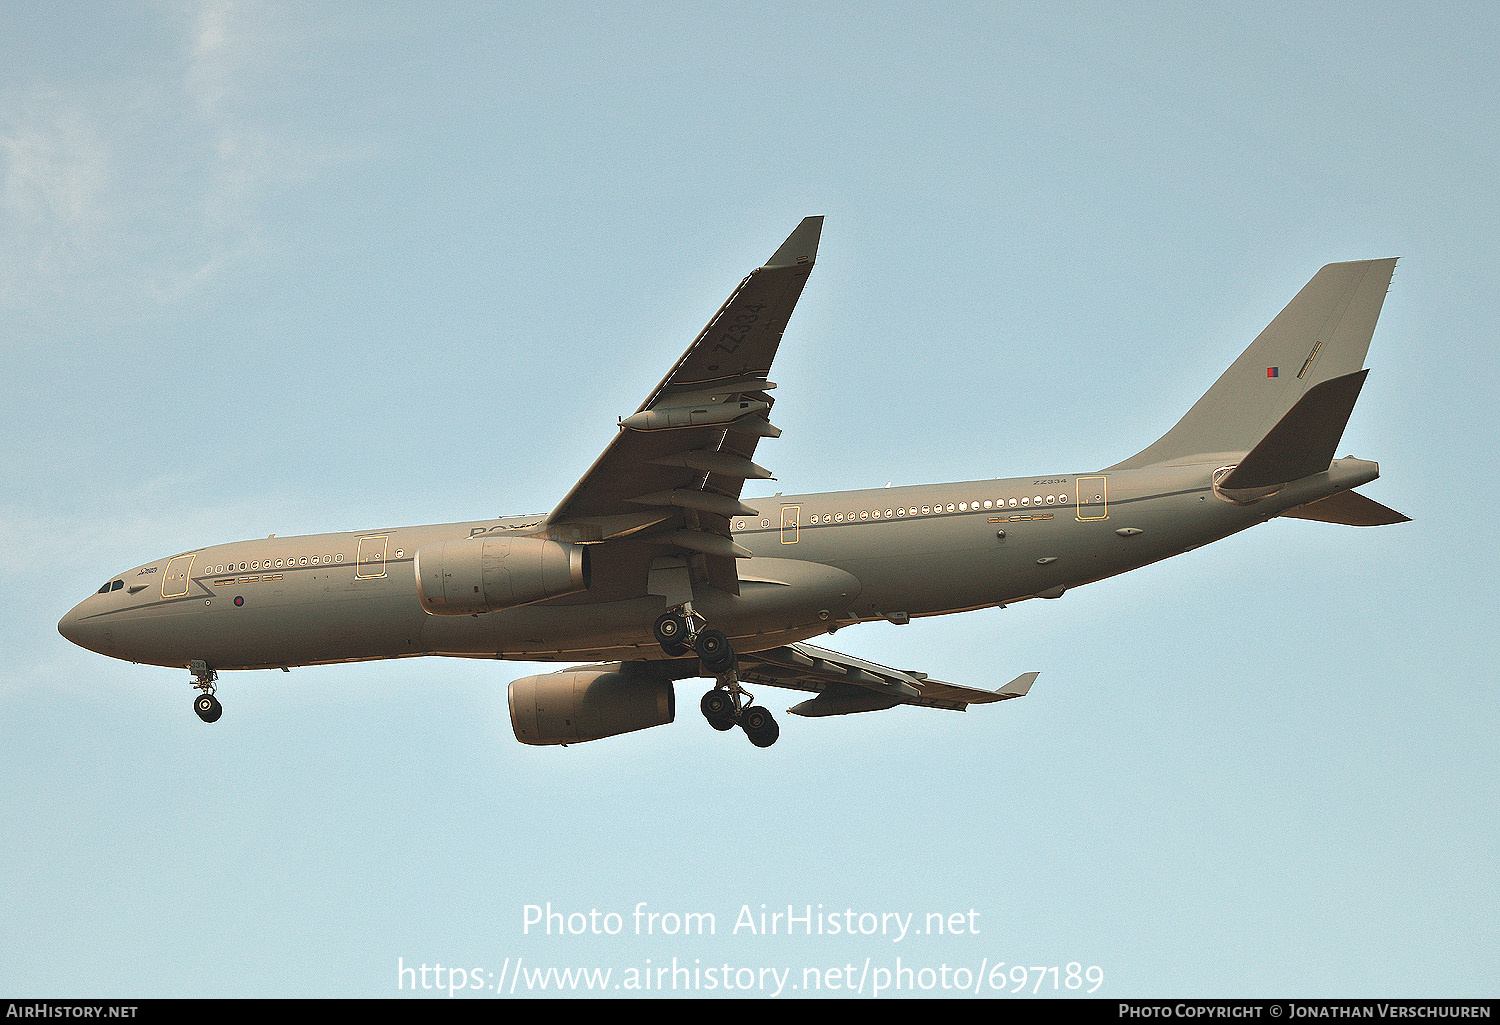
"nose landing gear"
189,660,222,723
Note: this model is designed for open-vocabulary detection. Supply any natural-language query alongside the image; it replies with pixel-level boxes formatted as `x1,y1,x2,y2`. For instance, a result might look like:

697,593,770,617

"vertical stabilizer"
1107,258,1397,470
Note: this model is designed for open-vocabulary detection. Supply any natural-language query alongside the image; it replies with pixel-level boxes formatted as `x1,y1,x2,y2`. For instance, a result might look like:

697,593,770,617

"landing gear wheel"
194,693,222,723
700,689,738,731
694,629,734,673
739,705,779,748
653,612,690,656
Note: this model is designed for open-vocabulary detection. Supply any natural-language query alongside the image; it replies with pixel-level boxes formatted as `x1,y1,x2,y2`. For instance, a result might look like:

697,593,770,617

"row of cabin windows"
206,554,344,574
202,549,403,575
732,493,1072,531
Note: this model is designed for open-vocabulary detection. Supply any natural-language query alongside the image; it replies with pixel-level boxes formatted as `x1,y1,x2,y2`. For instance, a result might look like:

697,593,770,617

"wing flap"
737,642,1039,716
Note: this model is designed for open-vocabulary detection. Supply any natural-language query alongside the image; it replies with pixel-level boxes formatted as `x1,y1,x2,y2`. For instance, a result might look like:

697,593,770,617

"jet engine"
509,667,676,746
414,536,589,615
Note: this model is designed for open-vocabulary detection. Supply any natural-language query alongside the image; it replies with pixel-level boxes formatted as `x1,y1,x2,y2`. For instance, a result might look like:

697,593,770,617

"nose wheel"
194,692,223,723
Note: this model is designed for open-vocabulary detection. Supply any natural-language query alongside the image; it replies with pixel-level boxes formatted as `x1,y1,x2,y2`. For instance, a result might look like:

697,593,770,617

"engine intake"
509,667,675,746
414,536,588,615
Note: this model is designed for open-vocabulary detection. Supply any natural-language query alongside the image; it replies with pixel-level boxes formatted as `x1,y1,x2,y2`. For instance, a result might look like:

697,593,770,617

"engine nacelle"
414,535,589,615
509,667,675,746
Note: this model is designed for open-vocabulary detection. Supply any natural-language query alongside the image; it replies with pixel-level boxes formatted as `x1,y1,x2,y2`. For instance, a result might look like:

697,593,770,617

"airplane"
58,217,1408,749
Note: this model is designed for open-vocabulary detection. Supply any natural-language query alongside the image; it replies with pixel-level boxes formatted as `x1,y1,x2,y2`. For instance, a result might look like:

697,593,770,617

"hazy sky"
3,1,1496,998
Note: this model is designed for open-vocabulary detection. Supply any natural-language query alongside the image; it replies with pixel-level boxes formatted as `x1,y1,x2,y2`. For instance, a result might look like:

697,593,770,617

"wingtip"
765,215,824,269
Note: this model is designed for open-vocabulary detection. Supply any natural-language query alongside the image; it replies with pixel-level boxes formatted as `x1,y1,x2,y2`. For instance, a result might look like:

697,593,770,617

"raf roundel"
233,596,244,607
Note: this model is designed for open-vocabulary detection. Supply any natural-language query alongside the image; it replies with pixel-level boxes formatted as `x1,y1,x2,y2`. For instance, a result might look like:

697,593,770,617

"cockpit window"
97,582,111,594
98,579,124,594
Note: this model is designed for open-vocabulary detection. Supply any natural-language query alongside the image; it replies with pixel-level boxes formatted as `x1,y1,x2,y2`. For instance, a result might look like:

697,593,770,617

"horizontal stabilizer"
1280,489,1411,526
1217,370,1368,491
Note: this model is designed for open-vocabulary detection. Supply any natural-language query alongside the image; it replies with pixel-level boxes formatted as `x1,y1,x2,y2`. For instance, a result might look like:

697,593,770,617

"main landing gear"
189,660,222,723
701,688,779,748
654,609,780,748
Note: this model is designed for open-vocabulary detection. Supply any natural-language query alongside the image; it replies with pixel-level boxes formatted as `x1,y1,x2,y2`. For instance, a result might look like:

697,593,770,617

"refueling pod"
414,535,589,615
509,666,676,746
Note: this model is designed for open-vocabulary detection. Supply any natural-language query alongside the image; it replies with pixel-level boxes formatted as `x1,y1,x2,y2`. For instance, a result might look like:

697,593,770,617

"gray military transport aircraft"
59,217,1408,748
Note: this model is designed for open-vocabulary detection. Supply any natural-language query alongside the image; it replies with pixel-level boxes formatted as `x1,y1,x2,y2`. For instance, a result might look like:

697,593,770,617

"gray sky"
3,1,1496,998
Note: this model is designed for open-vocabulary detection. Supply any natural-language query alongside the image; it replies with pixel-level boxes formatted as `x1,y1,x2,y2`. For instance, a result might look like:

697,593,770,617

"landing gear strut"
189,660,222,723
657,605,780,747
697,646,779,749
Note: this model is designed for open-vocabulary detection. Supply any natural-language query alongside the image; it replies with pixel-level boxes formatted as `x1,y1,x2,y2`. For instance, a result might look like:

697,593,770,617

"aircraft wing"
542,217,823,595
735,641,1039,716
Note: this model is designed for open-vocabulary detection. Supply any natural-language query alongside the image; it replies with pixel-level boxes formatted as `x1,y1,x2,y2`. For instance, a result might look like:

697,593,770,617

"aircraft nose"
58,601,104,653
58,604,82,643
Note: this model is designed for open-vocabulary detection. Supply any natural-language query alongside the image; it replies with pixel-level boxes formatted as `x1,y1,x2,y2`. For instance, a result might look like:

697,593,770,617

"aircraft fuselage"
58,457,1379,674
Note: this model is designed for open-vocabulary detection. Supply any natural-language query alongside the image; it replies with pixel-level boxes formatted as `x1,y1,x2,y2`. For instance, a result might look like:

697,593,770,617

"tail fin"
1107,258,1398,470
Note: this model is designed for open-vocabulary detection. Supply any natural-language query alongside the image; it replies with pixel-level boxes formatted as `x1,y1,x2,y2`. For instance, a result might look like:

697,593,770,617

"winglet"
997,672,1039,699
765,216,823,269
